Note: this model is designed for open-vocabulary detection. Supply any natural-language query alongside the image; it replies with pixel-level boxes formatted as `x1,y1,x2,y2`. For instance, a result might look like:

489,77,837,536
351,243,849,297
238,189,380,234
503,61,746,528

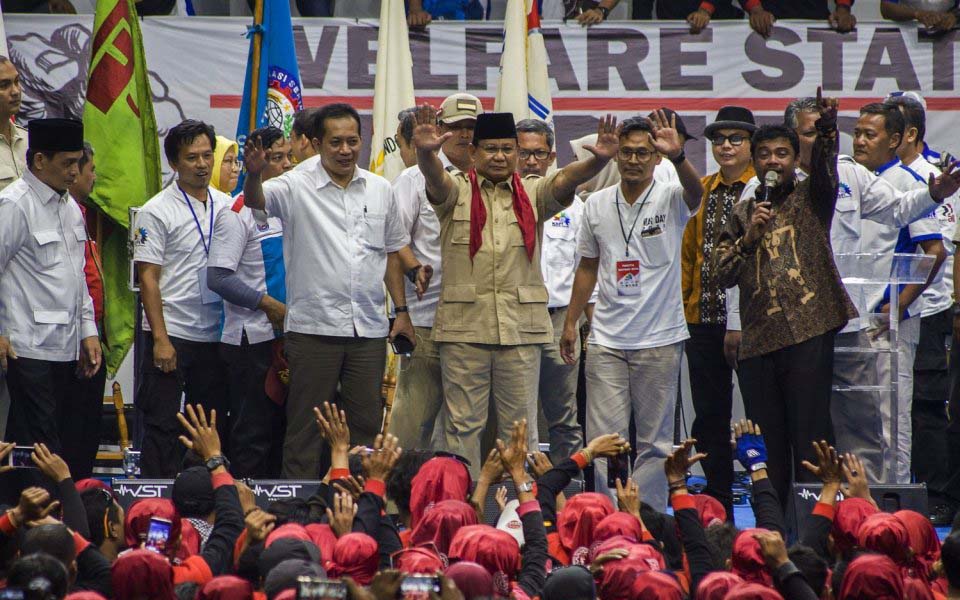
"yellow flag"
369,0,416,182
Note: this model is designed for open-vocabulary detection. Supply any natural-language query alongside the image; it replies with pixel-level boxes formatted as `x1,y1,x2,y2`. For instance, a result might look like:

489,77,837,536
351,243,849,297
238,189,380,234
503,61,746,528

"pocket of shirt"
32,309,69,349
639,232,670,268
362,213,385,250
33,230,62,268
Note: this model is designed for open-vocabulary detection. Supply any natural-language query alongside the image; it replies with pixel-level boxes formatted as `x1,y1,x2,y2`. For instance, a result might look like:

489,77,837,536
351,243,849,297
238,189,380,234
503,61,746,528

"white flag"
495,0,553,124
369,0,415,182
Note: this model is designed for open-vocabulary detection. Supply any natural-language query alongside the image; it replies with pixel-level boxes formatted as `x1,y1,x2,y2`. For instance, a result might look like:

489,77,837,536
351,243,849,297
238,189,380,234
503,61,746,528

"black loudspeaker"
784,483,928,543
482,478,585,525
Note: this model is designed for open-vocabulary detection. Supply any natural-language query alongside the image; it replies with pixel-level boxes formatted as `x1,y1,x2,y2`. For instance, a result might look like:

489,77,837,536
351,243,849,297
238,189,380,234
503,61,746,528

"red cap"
731,528,773,586
832,498,878,557
394,546,446,574
410,457,472,530
411,499,478,556
695,572,743,600
628,571,684,600
265,523,312,549
838,554,904,599
692,495,727,528
328,532,379,586
895,510,941,578
858,512,911,565
558,493,615,555
589,534,637,564
599,554,652,600
445,561,495,600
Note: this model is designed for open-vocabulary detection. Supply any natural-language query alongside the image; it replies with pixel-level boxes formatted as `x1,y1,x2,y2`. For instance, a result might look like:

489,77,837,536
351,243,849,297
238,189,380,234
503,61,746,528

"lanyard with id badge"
180,187,221,305
615,183,655,297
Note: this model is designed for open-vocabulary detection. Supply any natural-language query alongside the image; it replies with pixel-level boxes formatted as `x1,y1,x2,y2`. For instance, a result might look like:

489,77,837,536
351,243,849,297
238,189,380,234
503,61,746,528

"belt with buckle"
547,305,568,315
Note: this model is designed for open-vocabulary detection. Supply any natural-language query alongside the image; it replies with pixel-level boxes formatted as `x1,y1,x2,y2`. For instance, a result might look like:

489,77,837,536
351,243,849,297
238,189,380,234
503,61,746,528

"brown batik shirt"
715,118,857,360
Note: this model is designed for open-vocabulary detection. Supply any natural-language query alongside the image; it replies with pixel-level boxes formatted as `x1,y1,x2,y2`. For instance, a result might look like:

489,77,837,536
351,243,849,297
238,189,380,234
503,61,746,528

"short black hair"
386,450,435,519
26,149,76,170
316,103,361,142
788,544,829,597
81,488,120,547
704,522,738,570
859,102,905,142
7,553,69,600
397,107,417,145
20,525,76,568
164,119,216,164
619,117,655,141
751,124,800,157
884,97,926,144
516,119,555,150
250,126,286,151
78,141,94,171
267,498,312,526
943,531,960,589
292,108,320,140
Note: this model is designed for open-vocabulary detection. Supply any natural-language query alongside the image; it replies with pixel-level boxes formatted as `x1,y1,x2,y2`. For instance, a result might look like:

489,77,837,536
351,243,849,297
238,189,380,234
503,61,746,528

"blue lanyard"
179,186,213,255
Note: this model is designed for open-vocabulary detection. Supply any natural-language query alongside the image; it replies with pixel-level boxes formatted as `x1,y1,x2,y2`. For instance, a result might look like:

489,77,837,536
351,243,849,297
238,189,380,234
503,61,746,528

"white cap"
886,90,927,110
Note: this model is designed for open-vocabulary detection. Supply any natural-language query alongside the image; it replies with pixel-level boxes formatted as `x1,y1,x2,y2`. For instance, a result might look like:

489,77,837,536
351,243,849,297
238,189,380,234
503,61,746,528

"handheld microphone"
758,170,778,201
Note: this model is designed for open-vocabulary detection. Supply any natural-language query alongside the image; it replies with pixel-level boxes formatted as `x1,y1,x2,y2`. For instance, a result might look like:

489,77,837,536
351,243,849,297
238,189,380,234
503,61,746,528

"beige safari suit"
0,124,26,191
431,170,570,471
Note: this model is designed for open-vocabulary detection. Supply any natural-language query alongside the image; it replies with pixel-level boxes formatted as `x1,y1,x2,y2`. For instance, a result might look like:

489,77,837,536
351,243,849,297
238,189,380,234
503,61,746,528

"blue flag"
236,0,303,187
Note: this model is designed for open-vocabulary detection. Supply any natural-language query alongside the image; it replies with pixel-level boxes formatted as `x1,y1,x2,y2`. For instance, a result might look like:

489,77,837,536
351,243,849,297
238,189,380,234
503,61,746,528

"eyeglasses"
710,134,748,147
518,149,551,161
617,148,656,162
480,145,516,156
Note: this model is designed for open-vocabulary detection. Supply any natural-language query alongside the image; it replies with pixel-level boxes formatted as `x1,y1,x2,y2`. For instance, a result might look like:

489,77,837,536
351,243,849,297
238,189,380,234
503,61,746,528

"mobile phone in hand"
144,517,172,553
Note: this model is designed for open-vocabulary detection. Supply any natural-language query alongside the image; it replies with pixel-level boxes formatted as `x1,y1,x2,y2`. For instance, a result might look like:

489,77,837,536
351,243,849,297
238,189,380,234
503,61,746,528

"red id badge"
616,258,641,296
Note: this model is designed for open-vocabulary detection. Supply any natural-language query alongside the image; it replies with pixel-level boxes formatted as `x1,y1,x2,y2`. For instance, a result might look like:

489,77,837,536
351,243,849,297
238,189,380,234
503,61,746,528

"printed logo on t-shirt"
550,212,571,228
837,182,852,199
135,227,148,246
642,213,667,229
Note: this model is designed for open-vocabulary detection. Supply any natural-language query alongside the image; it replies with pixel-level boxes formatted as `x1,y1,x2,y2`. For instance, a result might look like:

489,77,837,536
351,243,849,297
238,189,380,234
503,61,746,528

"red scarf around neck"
467,170,537,261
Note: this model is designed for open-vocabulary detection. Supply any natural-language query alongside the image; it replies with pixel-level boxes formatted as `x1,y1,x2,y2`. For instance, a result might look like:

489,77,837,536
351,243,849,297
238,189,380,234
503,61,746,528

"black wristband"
597,6,610,19
395,305,409,313
670,150,686,166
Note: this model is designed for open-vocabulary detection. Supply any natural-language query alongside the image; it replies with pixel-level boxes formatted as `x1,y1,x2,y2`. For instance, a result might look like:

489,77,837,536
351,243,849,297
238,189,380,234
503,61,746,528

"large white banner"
6,16,959,176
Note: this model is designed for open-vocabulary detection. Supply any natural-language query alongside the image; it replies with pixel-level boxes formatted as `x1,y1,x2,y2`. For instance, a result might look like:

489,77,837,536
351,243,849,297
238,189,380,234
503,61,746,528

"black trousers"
685,323,735,520
136,336,228,478
59,362,107,480
913,308,952,502
220,337,285,478
5,357,76,452
737,331,837,508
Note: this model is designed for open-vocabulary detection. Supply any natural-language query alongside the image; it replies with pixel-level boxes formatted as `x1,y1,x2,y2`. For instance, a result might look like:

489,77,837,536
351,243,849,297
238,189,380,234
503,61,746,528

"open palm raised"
581,114,620,162
648,109,683,159
412,104,452,153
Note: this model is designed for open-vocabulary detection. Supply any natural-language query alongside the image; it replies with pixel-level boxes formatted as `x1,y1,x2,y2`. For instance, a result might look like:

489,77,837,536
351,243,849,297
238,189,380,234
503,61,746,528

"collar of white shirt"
23,168,66,204
315,161,367,191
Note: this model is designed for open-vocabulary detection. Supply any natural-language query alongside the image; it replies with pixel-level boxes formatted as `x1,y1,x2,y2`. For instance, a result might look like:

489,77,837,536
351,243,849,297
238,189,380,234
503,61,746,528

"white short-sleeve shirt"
541,198,586,308
261,158,408,338
393,163,444,328
134,185,233,343
208,196,286,345
578,181,695,350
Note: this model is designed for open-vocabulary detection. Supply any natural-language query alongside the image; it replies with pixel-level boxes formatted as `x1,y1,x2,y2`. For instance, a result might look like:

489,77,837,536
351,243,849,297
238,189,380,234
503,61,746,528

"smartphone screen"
8,446,33,469
145,517,172,553
607,454,629,489
297,577,347,600
401,576,441,595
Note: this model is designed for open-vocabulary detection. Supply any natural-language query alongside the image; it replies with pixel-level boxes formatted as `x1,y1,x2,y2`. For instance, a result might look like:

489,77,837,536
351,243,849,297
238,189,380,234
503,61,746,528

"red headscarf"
125,499,183,559
896,510,941,580
179,519,200,559
593,512,645,546
722,583,784,599
445,561,495,600
858,512,911,566
558,493,615,562
412,499,479,556
274,591,296,600
695,572,743,600
590,534,638,564
467,170,537,261
731,529,772,587
394,546,446,574
629,571,684,600
904,576,936,600
832,498,878,557
304,524,337,562
410,458,472,530
65,594,107,600
111,549,176,600
266,523,313,548
839,554,904,600
599,551,654,600
197,576,255,600
692,495,727,529
328,532,379,585
448,524,521,588
76,479,112,494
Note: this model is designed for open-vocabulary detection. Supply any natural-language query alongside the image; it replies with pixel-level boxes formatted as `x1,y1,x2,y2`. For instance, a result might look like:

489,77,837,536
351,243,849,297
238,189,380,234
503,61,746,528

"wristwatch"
395,305,409,313
670,150,686,166
205,455,230,472
749,461,767,473
596,5,610,19
516,480,534,493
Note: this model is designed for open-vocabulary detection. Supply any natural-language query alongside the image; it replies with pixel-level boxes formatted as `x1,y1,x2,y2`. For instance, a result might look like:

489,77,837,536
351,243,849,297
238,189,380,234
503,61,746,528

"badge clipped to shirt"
198,268,221,305
616,257,642,296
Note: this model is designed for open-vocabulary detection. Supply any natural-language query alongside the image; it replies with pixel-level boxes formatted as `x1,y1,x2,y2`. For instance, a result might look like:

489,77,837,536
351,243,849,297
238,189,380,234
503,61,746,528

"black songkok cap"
472,112,517,145
28,118,83,152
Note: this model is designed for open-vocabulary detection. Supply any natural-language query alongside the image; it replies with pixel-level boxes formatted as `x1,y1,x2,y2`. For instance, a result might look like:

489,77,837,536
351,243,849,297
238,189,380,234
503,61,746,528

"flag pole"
248,0,264,133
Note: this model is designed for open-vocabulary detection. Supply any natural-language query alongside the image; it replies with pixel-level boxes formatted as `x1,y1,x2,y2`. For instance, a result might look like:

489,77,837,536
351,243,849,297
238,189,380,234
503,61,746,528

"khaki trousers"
439,342,541,474
538,307,584,464
389,326,445,450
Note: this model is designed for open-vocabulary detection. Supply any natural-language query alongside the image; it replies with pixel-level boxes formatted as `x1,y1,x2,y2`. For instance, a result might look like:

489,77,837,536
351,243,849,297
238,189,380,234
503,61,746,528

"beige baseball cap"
438,93,484,124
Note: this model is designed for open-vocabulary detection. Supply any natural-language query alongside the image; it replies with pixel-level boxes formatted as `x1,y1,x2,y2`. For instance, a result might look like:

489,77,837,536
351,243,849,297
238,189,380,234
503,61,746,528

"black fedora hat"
704,106,757,139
